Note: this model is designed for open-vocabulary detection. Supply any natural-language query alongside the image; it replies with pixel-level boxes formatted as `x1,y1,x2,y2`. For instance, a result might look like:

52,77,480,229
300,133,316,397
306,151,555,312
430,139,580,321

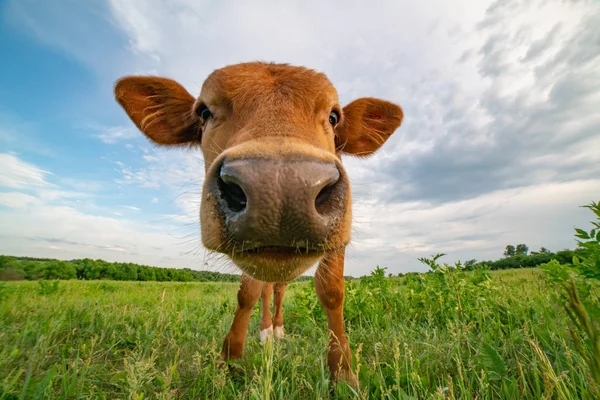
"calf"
114,62,403,385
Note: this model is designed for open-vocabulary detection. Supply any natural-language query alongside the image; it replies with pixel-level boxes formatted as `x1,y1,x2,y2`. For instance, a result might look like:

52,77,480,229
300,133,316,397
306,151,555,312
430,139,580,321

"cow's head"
115,62,403,281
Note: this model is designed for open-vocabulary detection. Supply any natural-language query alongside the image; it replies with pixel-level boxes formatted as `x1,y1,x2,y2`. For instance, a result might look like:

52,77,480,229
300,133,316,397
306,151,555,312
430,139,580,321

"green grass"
1,268,599,399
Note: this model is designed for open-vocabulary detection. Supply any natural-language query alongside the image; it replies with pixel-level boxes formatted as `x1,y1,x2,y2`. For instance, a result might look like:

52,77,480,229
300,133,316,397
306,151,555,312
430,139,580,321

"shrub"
541,200,600,387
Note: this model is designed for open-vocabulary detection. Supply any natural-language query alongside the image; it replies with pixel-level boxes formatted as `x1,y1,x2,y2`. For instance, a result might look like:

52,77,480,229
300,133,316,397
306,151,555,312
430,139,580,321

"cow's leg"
221,274,264,360
315,250,357,387
273,282,288,339
259,283,274,343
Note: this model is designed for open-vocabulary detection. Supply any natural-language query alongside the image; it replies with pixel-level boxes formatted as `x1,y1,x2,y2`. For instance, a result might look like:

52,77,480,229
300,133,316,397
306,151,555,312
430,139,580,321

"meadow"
2,202,599,399
1,265,598,399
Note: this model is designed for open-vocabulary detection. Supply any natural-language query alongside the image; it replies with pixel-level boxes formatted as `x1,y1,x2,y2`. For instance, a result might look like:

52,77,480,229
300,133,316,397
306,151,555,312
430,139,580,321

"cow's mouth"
229,245,325,281
238,245,322,257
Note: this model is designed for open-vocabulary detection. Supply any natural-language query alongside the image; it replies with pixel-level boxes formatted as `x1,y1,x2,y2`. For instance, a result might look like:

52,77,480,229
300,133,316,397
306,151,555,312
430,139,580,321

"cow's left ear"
335,98,403,157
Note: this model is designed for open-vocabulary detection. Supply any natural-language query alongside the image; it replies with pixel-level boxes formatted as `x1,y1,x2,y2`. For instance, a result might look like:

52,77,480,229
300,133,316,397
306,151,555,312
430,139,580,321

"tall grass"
0,265,598,399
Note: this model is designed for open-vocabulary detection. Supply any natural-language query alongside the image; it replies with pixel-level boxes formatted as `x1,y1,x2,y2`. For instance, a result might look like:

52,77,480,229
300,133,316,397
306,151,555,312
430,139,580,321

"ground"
0,268,597,399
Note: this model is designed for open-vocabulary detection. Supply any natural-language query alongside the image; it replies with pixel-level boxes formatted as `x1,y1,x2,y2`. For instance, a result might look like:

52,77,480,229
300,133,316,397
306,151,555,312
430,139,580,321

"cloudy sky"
1,0,598,276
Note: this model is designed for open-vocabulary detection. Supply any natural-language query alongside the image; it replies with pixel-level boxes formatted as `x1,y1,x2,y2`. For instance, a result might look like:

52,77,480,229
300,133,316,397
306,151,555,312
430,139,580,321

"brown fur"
114,61,403,386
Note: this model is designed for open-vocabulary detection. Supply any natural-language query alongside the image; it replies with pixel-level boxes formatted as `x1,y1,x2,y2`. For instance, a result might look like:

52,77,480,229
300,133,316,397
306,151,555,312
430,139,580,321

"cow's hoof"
274,326,284,339
260,325,273,343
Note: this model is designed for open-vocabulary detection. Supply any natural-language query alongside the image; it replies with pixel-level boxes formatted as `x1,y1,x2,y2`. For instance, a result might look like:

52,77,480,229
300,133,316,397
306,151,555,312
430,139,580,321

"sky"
0,0,599,277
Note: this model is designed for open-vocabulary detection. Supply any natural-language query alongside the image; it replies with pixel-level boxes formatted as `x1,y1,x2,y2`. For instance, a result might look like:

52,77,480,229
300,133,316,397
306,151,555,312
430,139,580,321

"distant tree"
23,261,45,280
464,259,477,271
113,263,137,281
0,258,25,280
539,247,551,254
155,268,168,282
102,262,117,279
73,260,86,279
516,244,529,256
44,261,76,280
504,245,516,257
0,255,16,269
138,266,156,281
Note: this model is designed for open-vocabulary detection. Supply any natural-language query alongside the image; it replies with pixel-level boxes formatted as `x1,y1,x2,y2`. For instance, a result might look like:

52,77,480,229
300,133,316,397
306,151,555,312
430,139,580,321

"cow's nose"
212,157,347,246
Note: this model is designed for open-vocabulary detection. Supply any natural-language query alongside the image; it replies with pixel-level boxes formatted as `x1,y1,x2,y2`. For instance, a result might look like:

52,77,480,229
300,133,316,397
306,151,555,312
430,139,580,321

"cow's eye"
329,111,340,126
196,105,213,121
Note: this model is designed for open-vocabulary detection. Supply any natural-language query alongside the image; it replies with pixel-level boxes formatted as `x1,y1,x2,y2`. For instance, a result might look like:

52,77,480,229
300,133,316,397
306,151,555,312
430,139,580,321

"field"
1,266,599,399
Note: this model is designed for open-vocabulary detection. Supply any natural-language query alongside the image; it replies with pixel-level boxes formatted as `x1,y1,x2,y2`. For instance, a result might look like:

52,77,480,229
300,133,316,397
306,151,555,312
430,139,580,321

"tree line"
0,256,241,282
461,245,583,271
0,255,317,282
0,245,584,282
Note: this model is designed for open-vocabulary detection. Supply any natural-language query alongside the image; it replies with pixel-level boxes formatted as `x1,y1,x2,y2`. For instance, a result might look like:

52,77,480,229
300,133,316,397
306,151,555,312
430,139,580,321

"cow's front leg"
315,250,357,387
221,274,264,360
259,283,274,343
273,282,288,339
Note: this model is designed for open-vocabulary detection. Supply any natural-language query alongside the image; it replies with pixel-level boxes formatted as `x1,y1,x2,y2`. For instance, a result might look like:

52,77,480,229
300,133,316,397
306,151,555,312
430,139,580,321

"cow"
114,62,403,386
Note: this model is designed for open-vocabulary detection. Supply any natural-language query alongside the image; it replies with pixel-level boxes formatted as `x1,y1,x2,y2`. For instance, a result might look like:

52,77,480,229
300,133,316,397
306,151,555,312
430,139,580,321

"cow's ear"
114,76,201,146
335,98,403,157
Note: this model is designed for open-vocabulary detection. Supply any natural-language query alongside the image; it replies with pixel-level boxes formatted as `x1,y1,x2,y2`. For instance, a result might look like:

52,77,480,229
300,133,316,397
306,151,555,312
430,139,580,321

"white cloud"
346,179,600,275
115,147,204,205
89,124,139,144
0,154,212,270
105,0,492,97
0,192,42,208
0,153,53,188
0,153,93,206
0,203,202,267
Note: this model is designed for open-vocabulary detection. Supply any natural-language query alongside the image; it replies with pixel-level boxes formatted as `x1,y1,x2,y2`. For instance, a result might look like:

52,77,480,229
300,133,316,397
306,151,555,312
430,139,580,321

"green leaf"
481,343,507,380
33,366,57,398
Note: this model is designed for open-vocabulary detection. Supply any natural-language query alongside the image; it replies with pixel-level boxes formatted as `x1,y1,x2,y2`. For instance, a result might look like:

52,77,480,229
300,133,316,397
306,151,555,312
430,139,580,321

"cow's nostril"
314,166,341,215
217,173,247,213
315,183,335,209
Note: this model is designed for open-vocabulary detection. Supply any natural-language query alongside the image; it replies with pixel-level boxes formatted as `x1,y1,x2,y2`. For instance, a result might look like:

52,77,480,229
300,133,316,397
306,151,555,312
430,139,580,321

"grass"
1,268,599,399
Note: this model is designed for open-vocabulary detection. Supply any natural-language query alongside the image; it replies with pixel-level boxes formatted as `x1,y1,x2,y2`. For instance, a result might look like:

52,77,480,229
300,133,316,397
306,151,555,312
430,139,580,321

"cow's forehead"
200,62,339,111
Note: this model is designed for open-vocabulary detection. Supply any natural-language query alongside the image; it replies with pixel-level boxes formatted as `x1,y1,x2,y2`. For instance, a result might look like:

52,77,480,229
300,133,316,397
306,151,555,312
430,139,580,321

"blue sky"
1,0,599,276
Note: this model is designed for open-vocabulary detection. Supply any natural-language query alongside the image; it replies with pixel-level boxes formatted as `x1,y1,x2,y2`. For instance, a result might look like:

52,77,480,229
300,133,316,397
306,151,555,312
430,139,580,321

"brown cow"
114,62,403,385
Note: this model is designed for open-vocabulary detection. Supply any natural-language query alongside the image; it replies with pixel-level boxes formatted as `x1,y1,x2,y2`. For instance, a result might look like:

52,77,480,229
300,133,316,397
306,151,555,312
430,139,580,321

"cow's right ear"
114,76,201,146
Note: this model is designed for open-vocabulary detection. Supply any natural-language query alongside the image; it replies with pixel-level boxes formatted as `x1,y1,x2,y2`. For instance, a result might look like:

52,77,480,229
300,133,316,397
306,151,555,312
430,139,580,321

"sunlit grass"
0,268,598,399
